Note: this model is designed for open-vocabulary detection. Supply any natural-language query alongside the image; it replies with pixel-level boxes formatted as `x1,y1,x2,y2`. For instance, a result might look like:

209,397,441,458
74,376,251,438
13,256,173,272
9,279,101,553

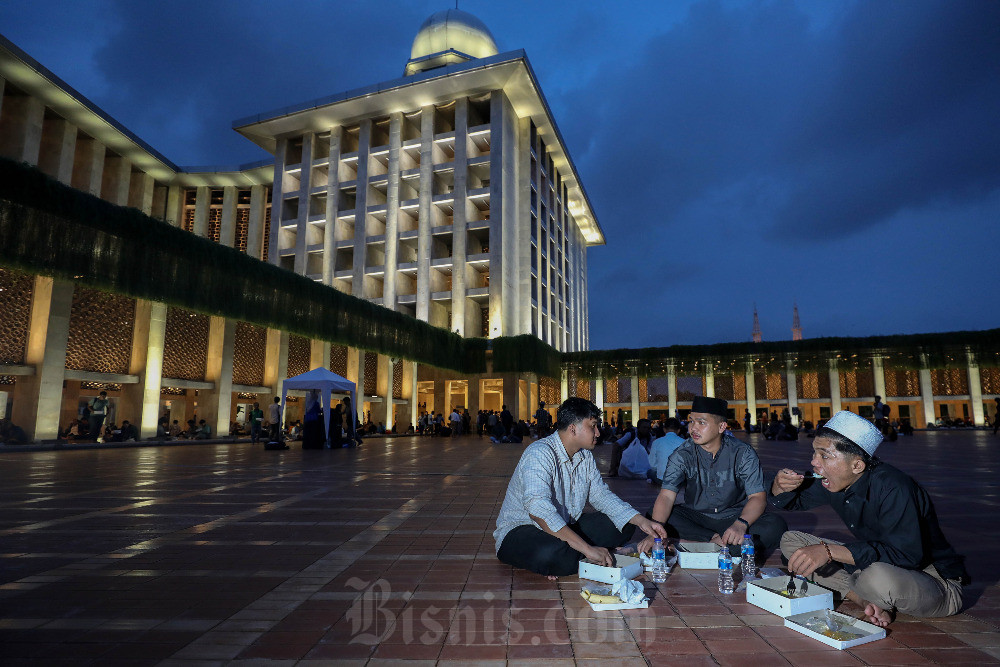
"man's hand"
787,544,832,578
636,534,655,555
772,468,805,494
632,515,667,541
721,522,747,546
582,545,614,567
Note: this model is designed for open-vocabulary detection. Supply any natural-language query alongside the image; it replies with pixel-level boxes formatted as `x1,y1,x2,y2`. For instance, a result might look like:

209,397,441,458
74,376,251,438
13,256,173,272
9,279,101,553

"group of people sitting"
155,417,213,440
494,395,969,629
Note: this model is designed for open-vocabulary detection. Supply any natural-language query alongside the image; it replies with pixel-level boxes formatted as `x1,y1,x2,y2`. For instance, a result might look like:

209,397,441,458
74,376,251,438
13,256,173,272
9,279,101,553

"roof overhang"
0,33,180,183
234,50,605,246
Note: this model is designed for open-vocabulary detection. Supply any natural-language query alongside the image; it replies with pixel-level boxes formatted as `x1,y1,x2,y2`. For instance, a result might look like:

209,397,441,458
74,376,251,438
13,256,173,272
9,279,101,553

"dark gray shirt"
661,433,766,519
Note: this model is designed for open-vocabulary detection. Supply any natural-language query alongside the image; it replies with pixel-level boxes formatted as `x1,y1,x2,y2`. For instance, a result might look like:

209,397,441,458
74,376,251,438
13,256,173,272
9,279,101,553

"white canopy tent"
281,367,356,445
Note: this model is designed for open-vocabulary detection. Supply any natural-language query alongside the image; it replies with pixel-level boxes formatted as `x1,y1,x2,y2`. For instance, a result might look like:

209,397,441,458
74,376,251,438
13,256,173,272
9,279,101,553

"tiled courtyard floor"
1,429,998,666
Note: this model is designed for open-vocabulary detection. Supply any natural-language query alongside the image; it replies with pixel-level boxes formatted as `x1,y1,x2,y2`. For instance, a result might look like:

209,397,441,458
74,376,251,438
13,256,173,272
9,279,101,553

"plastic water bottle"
718,545,734,594
741,534,757,580
651,538,667,583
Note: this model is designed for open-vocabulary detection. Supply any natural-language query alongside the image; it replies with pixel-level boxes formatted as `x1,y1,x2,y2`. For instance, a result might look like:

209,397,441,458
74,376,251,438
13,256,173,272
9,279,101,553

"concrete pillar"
468,372,481,415
502,374,522,423
432,378,446,418
829,358,842,414
489,90,519,336
193,185,210,237
968,351,984,426
322,126,343,285
247,184,268,258
704,364,715,397
128,172,155,214
416,106,433,322
164,185,184,227
668,364,678,418
264,329,290,402
219,185,238,248
0,94,44,164
71,137,105,195
268,139,286,265
11,277,74,441
347,347,365,423
516,117,533,343
630,374,640,422
594,374,605,421
405,361,418,429
203,317,236,436
745,362,757,425
919,361,935,427
293,132,313,275
450,99,469,333
371,354,391,426
310,339,331,370
872,355,886,400
560,368,569,403
120,301,167,439
786,359,800,426
38,117,77,183
352,121,372,297
101,155,131,205
384,113,402,312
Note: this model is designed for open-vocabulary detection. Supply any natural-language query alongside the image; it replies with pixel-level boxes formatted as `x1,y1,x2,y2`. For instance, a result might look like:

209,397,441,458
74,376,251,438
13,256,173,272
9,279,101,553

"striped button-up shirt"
493,431,639,553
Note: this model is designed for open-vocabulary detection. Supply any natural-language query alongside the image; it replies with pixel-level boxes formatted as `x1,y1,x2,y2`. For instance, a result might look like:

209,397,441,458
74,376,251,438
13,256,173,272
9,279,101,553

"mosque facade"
0,11,601,440
0,13,997,442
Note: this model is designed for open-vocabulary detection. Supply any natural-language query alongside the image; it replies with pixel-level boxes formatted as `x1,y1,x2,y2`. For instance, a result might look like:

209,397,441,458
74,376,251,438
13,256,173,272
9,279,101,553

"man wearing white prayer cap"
770,410,968,627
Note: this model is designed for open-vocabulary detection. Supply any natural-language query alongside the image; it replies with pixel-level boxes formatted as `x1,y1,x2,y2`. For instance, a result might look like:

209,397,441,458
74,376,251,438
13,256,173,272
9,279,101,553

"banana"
581,590,622,604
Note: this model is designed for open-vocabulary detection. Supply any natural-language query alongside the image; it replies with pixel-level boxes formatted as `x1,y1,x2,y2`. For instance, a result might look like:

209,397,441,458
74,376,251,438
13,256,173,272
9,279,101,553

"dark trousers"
497,513,636,577
657,504,787,558
609,442,624,475
89,415,106,439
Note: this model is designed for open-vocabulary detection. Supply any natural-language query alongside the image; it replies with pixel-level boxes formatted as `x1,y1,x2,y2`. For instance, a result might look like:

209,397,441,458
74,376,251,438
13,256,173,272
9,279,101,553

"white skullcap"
823,410,883,456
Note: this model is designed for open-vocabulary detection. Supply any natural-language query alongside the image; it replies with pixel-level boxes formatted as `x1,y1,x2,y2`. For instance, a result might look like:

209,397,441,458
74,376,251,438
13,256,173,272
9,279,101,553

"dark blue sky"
2,1,997,350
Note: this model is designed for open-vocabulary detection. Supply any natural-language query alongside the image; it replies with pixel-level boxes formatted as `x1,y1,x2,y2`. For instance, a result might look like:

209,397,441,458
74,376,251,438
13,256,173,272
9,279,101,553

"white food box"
578,555,643,584
746,576,833,617
580,583,649,611
675,542,741,569
784,610,887,649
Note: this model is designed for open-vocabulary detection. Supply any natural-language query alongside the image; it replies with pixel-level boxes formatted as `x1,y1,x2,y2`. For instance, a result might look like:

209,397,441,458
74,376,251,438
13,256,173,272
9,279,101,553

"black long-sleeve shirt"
769,462,969,583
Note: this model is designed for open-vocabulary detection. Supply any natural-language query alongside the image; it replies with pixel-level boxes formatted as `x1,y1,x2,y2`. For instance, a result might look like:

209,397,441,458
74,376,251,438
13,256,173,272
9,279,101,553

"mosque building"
0,11,997,442
0,10,602,439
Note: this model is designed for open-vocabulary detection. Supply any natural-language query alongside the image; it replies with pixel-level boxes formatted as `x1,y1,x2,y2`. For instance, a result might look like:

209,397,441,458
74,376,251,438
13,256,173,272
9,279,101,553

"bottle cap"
654,537,662,543
744,534,751,538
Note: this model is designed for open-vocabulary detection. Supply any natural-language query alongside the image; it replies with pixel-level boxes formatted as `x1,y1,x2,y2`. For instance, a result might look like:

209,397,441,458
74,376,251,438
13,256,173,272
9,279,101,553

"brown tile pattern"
0,429,997,665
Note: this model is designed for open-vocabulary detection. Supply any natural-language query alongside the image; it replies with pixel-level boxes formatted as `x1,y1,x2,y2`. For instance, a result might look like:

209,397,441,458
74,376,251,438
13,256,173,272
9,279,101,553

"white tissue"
611,578,647,605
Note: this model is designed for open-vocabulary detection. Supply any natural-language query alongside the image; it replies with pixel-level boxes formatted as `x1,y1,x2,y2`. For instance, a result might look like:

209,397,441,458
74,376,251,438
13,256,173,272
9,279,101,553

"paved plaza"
0,429,998,666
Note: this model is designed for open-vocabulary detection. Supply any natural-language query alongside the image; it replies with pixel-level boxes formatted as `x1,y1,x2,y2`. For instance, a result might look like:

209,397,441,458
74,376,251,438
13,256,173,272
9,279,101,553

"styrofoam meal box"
746,576,833,617
675,542,741,569
784,610,886,649
580,583,649,611
578,555,643,584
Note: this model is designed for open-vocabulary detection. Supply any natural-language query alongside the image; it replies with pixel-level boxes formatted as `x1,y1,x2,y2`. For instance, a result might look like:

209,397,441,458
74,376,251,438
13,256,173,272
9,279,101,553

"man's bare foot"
709,533,725,546
546,575,558,581
863,602,893,628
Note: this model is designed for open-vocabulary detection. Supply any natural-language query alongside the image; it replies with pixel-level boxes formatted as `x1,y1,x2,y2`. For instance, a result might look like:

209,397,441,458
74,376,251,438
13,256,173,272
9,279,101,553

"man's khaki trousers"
780,531,963,617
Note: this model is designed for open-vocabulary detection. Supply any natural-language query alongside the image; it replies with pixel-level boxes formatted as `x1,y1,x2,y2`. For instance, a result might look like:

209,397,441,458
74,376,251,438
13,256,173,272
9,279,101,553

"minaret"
752,305,762,343
792,304,802,341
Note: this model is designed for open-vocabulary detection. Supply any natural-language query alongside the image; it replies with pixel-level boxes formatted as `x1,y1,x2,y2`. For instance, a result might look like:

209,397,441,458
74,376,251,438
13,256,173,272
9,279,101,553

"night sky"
2,1,997,350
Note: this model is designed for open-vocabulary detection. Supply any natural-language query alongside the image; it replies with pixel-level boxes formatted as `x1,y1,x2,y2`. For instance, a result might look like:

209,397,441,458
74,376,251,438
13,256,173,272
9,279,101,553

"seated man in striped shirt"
494,397,667,579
